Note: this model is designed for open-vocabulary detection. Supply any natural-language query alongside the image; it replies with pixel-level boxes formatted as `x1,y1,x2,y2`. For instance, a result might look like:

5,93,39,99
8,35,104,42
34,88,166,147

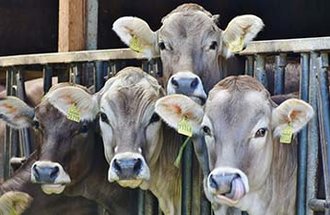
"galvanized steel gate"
0,36,330,215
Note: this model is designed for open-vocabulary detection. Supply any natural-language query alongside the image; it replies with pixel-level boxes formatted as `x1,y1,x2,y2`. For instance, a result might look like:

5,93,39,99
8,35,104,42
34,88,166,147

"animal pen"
0,36,329,215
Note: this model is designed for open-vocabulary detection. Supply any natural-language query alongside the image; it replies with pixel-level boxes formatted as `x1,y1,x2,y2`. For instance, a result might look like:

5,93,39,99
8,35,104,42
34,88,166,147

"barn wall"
98,0,330,49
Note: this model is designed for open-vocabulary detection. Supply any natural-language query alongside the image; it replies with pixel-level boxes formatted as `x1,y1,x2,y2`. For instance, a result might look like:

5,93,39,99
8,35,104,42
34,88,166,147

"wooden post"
58,0,86,51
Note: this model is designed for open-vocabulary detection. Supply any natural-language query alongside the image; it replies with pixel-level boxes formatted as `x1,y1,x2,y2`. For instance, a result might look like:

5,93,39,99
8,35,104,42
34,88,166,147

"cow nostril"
209,174,218,189
33,165,39,177
133,158,142,174
50,166,59,180
190,77,199,89
113,159,122,173
171,78,179,88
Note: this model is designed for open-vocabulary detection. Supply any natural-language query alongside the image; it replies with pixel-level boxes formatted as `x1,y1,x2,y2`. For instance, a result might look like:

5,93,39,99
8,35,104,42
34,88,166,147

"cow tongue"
225,177,245,201
41,184,66,195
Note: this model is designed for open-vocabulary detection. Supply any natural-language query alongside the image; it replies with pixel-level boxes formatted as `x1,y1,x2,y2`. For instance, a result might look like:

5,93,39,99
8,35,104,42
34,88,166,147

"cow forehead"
159,11,218,40
205,90,272,132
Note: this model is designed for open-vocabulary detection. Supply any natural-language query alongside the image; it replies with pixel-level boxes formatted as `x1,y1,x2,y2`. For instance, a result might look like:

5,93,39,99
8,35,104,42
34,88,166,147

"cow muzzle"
167,72,207,105
207,167,249,205
31,161,71,195
108,152,150,188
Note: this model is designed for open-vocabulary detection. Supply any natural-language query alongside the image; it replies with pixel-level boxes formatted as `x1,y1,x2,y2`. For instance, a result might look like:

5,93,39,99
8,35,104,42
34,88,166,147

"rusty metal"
254,54,268,88
274,53,287,95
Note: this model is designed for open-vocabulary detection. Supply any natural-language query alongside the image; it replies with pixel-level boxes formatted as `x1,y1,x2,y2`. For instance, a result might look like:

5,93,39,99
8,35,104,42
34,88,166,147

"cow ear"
221,15,264,58
0,191,32,215
272,98,314,138
45,86,99,122
113,16,159,59
155,94,204,134
0,96,34,129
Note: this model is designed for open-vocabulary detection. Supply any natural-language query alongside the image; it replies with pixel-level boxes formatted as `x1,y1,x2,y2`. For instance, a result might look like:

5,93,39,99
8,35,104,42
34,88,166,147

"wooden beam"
58,0,86,52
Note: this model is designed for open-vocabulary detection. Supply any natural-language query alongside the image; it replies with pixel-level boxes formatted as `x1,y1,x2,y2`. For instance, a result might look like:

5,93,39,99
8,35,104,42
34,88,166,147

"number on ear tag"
177,117,193,137
67,104,81,123
280,123,293,144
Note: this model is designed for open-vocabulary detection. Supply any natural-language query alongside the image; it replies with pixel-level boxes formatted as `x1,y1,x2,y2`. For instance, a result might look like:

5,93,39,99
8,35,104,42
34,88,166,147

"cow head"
0,84,99,195
113,3,264,99
96,67,164,188
155,75,314,210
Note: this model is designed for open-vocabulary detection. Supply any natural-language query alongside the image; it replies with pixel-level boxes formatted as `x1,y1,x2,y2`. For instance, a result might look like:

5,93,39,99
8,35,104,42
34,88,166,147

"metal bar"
306,52,320,215
138,189,145,215
245,55,254,76
274,53,286,95
308,199,330,211
16,70,32,157
254,55,268,88
296,53,309,215
316,53,330,215
94,61,105,92
181,139,193,215
43,65,53,94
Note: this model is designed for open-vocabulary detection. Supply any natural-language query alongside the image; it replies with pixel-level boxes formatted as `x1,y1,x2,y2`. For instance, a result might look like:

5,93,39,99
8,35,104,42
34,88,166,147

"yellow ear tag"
67,103,81,123
280,123,293,144
228,36,244,53
177,117,193,137
129,35,144,53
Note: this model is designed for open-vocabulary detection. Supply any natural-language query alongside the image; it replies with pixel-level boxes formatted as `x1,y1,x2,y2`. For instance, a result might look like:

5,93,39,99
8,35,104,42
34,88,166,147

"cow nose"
112,158,142,179
167,72,207,105
209,173,239,194
32,164,60,183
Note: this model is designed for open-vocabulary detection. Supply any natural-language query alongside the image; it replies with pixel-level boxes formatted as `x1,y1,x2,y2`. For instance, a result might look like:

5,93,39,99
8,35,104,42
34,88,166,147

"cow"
94,66,192,215
0,83,138,214
155,75,314,215
113,3,264,102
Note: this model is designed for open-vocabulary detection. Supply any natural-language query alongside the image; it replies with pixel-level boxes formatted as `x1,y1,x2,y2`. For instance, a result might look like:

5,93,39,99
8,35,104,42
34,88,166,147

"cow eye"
99,112,109,124
255,128,268,138
209,41,218,50
202,125,211,136
158,42,166,50
79,124,89,134
149,113,160,124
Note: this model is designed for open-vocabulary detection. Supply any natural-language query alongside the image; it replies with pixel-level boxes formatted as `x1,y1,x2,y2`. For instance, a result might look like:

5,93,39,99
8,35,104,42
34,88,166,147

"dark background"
1,0,329,56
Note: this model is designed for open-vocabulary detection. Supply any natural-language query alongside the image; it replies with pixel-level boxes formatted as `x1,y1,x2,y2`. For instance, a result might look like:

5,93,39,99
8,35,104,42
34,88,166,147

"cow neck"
147,124,182,214
244,138,297,215
64,135,138,214
0,151,39,194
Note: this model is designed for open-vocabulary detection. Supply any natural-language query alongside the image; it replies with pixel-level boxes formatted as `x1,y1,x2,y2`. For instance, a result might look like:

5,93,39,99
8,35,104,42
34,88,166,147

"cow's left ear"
272,98,314,137
155,94,204,134
113,16,159,59
0,191,32,215
221,15,264,58
0,96,34,129
45,86,99,122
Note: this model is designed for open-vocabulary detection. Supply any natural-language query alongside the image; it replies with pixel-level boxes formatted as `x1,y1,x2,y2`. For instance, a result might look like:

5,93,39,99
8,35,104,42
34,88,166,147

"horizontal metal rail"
0,48,152,67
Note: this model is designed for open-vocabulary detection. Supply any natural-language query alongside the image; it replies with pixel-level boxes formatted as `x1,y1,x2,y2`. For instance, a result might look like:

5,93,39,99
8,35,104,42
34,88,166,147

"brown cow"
95,67,186,215
0,84,138,214
113,3,263,102
155,75,314,215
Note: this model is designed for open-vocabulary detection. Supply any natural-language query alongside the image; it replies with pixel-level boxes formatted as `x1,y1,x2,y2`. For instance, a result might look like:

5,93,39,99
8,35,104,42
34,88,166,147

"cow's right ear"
155,94,204,134
0,96,34,129
113,16,159,59
0,191,32,215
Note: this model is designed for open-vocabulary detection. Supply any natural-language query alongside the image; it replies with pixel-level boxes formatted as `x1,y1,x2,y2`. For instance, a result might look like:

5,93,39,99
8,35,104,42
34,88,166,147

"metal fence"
0,36,329,215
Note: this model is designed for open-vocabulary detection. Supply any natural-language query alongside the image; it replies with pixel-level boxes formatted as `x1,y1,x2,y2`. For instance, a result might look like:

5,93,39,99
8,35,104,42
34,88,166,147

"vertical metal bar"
297,53,309,215
94,61,105,92
274,53,287,95
43,65,53,94
138,189,145,215
317,53,330,215
16,70,32,157
254,55,268,88
306,52,319,215
182,139,193,215
245,55,254,76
